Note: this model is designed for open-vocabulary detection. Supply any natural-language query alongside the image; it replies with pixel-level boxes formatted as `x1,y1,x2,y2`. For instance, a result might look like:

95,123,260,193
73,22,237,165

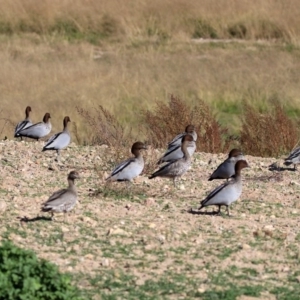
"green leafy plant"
0,241,82,300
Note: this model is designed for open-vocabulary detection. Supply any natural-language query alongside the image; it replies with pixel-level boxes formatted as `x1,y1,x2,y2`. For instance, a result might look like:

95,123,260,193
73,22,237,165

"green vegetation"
0,241,82,299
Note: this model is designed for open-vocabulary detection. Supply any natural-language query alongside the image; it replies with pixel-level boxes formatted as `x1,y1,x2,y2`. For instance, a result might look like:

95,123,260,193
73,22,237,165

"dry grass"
240,100,299,157
0,0,300,43
1,1,300,156
76,105,135,147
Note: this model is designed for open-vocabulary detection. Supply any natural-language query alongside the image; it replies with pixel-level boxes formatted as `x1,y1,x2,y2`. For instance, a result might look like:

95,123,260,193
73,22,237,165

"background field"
0,0,300,146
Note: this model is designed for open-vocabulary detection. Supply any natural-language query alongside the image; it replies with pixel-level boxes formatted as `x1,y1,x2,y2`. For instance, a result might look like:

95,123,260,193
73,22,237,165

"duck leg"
55,150,61,162
64,212,68,223
126,181,132,189
226,205,230,216
173,177,176,187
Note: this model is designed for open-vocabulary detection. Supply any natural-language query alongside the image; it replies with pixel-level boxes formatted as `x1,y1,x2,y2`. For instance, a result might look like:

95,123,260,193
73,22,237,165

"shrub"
77,104,135,147
0,241,82,300
192,19,218,39
227,18,286,40
142,94,232,153
240,101,299,157
77,104,138,167
50,18,83,40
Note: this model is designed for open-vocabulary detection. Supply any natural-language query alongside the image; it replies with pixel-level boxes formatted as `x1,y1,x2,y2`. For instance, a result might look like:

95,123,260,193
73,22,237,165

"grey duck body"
14,106,32,138
149,134,194,186
208,149,244,181
106,142,147,182
41,171,79,220
17,112,51,141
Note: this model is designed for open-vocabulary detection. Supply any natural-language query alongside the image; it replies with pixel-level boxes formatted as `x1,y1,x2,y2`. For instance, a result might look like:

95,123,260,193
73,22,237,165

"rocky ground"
1,140,300,299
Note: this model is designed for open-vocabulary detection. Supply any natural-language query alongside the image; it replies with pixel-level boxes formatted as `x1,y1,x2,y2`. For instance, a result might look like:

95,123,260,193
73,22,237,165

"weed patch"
142,94,232,153
240,100,299,157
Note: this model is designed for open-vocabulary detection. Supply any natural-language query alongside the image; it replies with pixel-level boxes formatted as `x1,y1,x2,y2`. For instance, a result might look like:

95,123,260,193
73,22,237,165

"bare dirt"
1,140,300,298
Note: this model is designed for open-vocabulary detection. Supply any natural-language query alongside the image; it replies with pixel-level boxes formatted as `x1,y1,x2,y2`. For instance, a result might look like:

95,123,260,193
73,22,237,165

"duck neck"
133,149,143,161
182,142,191,161
63,120,69,132
233,171,242,182
68,178,75,189
188,131,197,141
25,110,30,119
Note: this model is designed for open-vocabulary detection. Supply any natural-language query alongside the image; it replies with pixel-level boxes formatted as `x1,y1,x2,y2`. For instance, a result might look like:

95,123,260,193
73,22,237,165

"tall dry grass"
1,0,300,157
0,0,300,42
1,37,300,144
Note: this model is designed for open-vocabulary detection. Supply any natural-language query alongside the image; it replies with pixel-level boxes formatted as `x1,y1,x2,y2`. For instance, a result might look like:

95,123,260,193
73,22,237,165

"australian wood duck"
199,160,249,216
42,116,71,161
167,125,197,149
158,125,197,164
208,149,244,181
17,112,51,141
284,146,300,170
106,142,147,183
41,170,79,221
149,134,194,187
14,106,32,139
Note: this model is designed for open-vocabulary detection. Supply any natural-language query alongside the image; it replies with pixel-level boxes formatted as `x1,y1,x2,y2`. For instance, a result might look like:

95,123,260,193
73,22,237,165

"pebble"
179,184,185,190
157,235,166,244
101,258,110,267
0,201,7,213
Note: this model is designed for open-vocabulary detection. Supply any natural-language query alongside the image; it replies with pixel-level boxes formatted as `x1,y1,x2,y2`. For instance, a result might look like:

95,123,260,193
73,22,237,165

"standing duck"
149,134,194,187
284,146,300,170
42,116,71,161
167,125,197,149
106,141,147,183
157,125,197,164
41,170,79,221
198,160,249,216
17,113,51,141
14,106,33,139
208,149,244,181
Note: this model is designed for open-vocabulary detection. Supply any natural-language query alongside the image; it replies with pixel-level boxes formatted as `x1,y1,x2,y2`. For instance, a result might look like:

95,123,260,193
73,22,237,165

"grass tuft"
192,18,218,39
76,104,135,148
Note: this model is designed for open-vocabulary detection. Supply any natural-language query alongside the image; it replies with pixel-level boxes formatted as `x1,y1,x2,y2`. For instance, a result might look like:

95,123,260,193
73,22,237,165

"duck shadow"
268,163,296,172
18,215,52,223
184,208,221,216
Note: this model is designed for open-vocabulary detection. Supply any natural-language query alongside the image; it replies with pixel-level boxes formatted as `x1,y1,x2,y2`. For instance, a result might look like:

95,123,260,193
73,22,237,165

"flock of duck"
13,106,300,220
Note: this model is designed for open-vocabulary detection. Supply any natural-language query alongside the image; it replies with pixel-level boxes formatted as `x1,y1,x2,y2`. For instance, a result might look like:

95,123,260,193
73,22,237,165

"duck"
106,141,147,183
198,160,249,216
208,149,244,181
157,125,197,164
42,116,71,161
41,170,80,221
149,134,194,187
284,146,300,170
17,112,51,141
167,125,197,149
14,106,32,139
